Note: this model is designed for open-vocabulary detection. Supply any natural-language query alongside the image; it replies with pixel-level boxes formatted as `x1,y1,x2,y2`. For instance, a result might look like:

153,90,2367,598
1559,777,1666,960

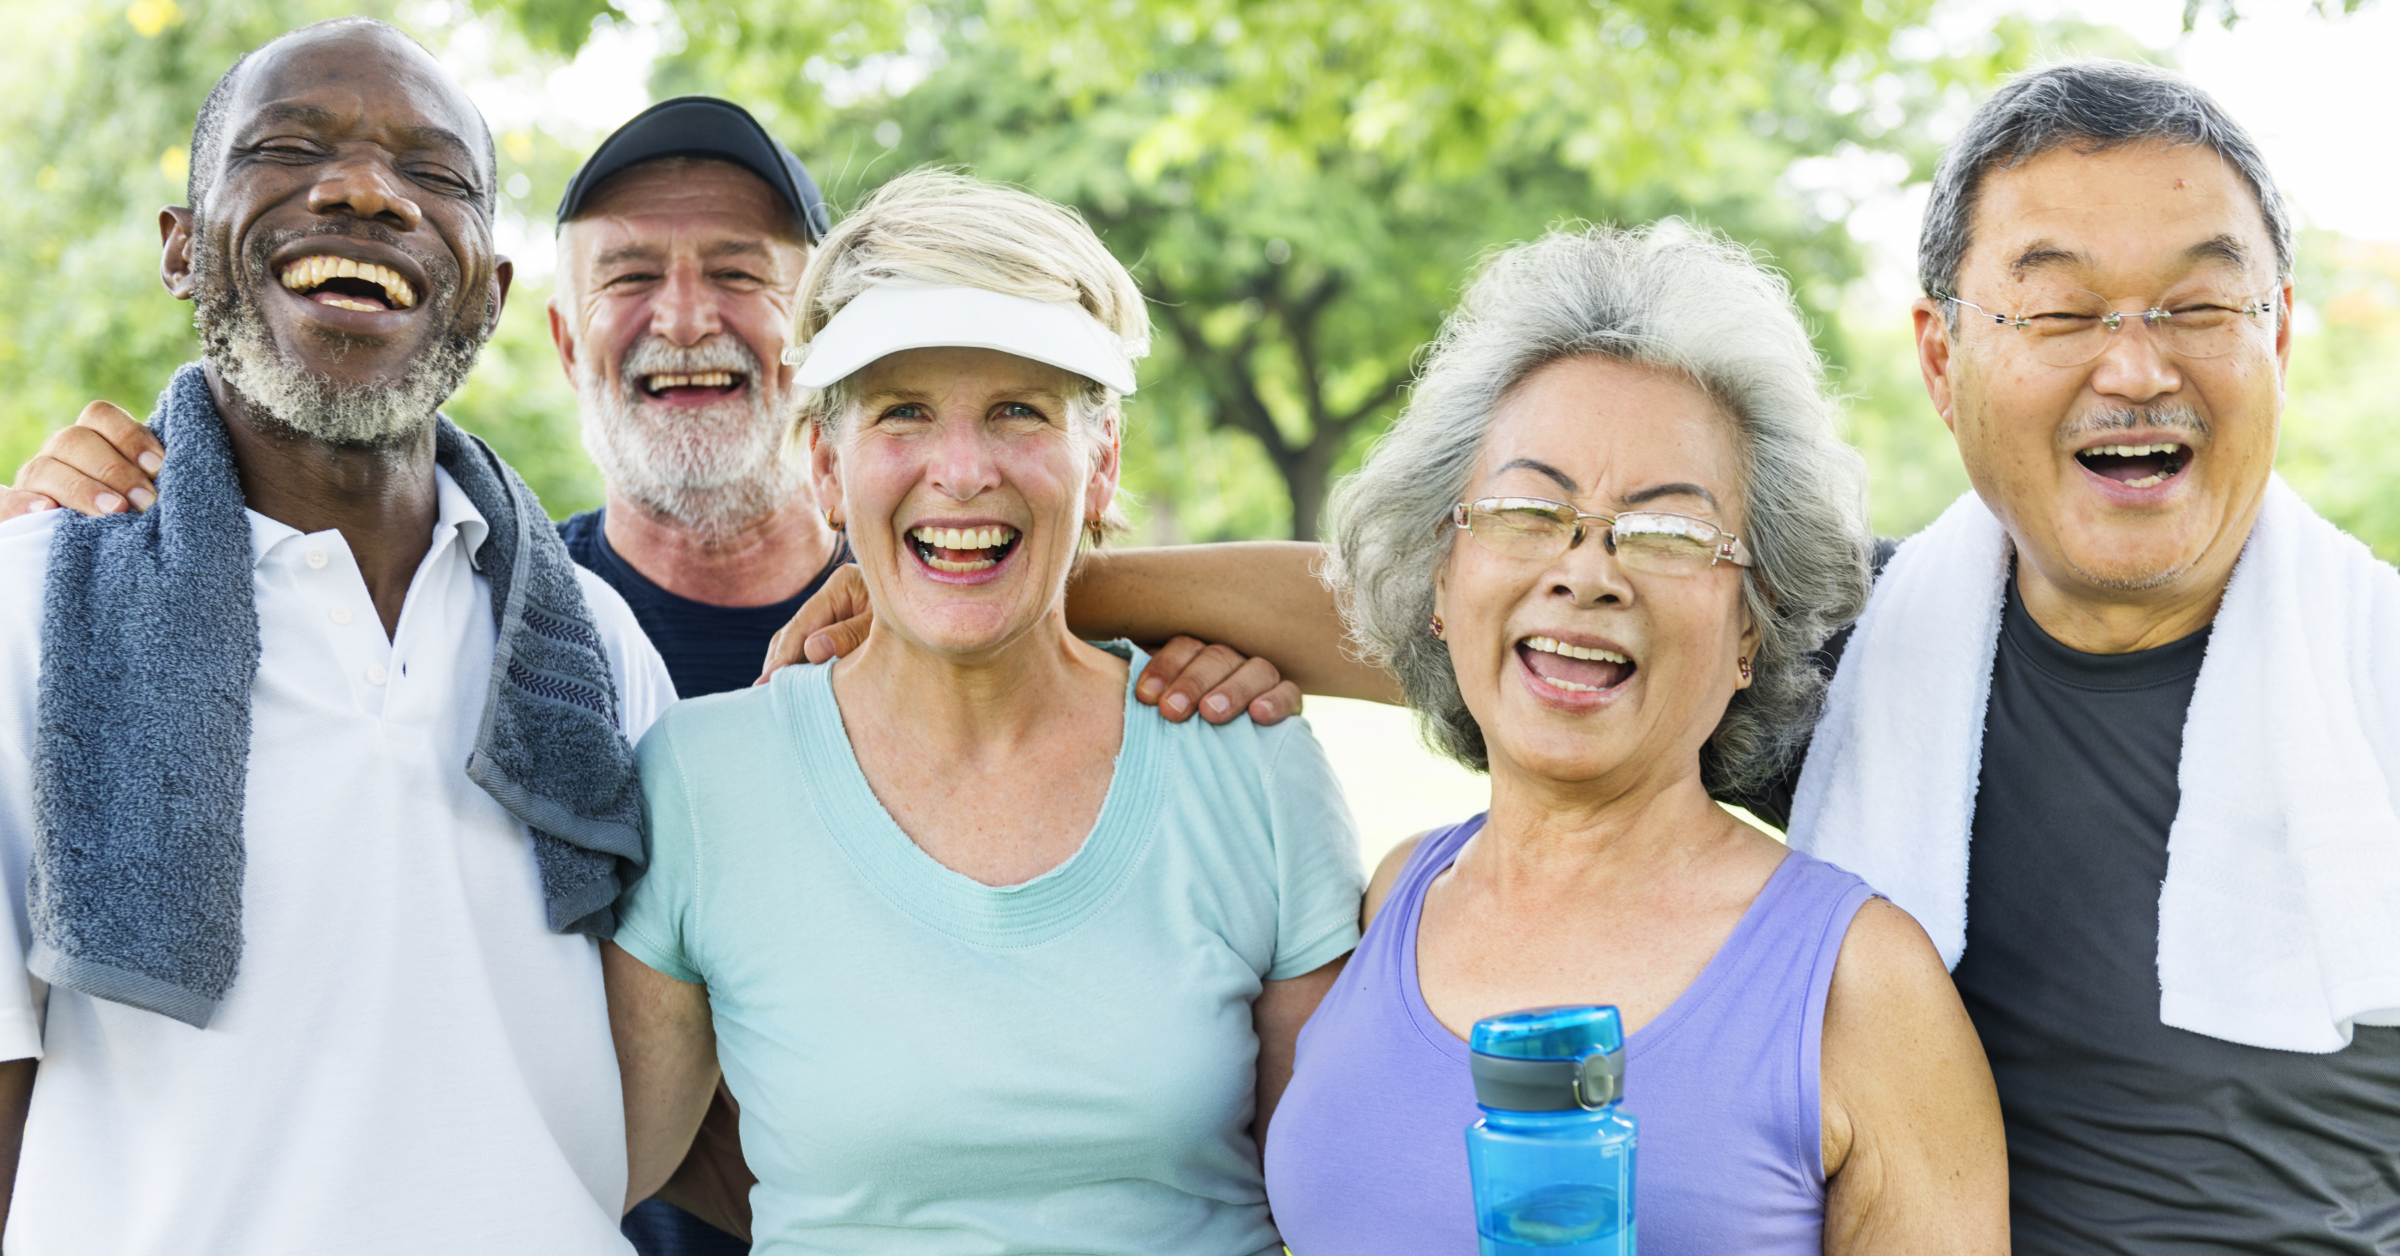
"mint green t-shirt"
614,644,1366,1256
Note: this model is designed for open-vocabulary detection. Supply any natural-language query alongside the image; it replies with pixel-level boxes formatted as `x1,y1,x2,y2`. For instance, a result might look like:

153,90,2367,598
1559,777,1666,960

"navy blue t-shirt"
558,508,851,700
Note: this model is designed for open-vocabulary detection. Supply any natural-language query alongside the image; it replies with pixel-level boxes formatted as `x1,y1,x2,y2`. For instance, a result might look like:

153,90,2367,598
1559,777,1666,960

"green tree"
643,0,2032,537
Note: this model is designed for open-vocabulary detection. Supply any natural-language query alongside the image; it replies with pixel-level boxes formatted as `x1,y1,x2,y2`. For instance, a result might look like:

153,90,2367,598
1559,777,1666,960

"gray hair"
1325,223,1871,794
1920,59,2293,314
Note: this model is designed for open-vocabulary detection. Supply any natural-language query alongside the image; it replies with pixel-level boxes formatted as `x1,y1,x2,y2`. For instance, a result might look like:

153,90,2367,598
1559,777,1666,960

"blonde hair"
791,169,1148,539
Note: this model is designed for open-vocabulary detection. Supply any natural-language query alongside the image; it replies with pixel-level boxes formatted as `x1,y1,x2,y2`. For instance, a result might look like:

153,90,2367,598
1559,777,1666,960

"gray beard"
192,232,482,449
575,336,804,544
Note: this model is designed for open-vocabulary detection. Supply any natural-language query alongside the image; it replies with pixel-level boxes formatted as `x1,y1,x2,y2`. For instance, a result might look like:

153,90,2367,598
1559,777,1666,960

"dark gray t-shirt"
1947,580,2400,1252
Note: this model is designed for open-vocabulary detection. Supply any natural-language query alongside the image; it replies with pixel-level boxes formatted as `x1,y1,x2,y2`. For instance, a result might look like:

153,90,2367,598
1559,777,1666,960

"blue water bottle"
1464,1005,1637,1254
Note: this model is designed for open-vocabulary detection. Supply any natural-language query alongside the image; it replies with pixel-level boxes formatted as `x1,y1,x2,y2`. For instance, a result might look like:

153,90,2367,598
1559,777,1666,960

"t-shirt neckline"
1397,818,1805,1066
783,641,1162,949
587,506,851,614
2000,574,2211,692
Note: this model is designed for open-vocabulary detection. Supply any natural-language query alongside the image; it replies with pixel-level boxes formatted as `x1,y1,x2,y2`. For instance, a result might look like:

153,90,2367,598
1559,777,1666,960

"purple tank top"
1266,815,1874,1255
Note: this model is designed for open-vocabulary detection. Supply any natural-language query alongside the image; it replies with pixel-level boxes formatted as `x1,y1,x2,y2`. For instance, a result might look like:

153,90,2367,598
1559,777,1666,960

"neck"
833,612,1120,761
207,362,438,640
2013,544,2238,655
601,484,838,607
1471,756,1748,893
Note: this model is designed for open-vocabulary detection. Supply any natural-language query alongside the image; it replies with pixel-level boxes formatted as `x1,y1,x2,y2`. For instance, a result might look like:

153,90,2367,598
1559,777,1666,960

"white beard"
576,335,806,544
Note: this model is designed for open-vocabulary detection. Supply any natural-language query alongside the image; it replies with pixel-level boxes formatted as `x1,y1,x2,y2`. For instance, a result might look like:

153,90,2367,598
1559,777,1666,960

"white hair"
1325,223,1872,794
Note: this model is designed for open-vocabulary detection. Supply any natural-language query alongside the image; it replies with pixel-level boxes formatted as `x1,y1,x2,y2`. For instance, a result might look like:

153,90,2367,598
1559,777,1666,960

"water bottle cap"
1469,1005,1626,1111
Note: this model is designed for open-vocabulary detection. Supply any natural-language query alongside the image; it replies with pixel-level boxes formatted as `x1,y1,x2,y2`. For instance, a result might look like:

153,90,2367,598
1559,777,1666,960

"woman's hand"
1818,900,2009,1254
603,941,724,1212
756,563,1307,726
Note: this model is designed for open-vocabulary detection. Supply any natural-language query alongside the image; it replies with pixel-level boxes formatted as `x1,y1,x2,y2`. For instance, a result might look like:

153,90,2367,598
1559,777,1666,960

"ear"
1735,597,1763,689
808,420,844,530
1912,297,1957,435
160,206,196,301
1083,407,1125,527
547,296,578,379
2273,277,2296,384
485,257,514,338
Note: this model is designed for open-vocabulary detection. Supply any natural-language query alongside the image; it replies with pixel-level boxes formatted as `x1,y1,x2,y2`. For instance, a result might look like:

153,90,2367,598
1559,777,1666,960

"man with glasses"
1772,60,2400,1251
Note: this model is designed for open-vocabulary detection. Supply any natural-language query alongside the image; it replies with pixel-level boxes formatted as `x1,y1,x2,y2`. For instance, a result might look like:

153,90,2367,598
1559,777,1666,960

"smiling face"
553,159,810,534
170,22,507,446
1922,141,2291,614
1436,355,1758,793
812,346,1119,660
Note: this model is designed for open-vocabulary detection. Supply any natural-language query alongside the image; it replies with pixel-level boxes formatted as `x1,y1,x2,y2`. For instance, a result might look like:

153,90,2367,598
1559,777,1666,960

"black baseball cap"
555,96,832,243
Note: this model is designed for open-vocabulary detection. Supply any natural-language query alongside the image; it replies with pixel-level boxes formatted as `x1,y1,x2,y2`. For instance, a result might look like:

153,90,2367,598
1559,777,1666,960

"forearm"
1065,543,1398,703
651,1083,755,1241
604,943,723,1208
0,1057,32,1240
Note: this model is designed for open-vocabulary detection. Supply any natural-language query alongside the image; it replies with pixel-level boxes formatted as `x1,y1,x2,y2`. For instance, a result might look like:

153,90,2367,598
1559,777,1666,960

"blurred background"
3,0,2390,855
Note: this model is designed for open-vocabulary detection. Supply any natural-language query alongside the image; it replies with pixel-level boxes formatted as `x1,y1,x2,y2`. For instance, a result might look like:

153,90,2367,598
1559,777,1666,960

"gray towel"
30,363,646,1029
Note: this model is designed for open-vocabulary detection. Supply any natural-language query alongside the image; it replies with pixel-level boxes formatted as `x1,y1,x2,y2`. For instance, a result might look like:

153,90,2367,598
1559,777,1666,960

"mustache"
617,335,763,384
2057,403,2210,445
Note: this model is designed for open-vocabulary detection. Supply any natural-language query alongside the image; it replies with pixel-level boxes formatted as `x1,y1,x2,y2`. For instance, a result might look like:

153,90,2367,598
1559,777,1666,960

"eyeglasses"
1452,497,1753,573
1934,288,2279,368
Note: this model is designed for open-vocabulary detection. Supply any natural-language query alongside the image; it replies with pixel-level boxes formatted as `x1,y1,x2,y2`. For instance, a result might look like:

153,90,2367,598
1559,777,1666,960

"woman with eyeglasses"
1263,225,2008,1254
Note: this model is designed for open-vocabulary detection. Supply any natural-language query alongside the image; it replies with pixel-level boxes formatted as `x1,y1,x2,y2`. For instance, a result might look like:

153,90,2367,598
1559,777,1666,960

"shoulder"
1361,831,1433,930
555,507,602,553
576,566,676,740
0,510,61,653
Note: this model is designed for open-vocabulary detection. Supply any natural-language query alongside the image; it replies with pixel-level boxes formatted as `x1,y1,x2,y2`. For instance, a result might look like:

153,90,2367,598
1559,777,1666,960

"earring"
1086,517,1108,547
825,510,845,533
1737,656,1752,683
1429,615,1446,640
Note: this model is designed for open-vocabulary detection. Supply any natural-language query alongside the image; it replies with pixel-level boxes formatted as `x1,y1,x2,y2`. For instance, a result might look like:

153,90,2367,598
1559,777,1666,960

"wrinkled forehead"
1965,143,2279,293
225,26,489,186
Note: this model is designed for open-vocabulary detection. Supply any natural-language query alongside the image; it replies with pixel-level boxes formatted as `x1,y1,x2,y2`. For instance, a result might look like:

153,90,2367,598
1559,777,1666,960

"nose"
1549,529,1634,609
2085,314,2183,405
925,414,1002,503
306,150,424,232
649,261,723,347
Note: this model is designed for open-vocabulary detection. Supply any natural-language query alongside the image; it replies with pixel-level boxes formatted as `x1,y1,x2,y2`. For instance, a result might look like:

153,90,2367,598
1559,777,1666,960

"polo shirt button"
305,549,328,569
366,665,388,686
329,606,352,626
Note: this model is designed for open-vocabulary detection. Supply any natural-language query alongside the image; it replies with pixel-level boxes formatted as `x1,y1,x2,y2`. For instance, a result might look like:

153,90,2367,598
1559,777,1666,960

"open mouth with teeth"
1518,634,1636,696
640,371,747,401
278,255,417,313
2076,442,2190,490
910,524,1022,575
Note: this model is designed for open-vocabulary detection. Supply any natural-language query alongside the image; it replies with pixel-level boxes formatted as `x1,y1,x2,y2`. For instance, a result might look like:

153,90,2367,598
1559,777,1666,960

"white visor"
782,284,1139,395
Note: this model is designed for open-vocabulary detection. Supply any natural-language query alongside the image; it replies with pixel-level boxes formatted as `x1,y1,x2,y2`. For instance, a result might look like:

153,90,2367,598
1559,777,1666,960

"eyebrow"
2007,242,2087,279
2184,233,2252,271
1621,482,1719,510
245,104,475,164
1494,458,1578,493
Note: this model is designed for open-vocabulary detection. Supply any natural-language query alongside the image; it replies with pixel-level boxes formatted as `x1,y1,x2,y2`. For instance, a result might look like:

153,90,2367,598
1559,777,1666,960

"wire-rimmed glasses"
1935,288,2280,368
1451,497,1753,573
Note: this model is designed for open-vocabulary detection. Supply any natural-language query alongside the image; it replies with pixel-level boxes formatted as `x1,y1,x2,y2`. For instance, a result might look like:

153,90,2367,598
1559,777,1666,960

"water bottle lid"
1468,1005,1625,1111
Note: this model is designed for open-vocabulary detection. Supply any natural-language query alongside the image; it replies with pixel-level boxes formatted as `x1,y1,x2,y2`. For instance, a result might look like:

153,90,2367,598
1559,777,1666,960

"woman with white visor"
602,169,1365,1255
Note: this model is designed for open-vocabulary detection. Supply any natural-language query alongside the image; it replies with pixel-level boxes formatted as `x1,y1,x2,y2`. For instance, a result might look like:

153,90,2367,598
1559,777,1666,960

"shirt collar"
242,466,493,569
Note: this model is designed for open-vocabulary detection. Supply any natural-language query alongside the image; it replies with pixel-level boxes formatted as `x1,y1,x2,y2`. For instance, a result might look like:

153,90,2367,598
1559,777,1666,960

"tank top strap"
1350,815,1484,1002
1629,848,1876,1195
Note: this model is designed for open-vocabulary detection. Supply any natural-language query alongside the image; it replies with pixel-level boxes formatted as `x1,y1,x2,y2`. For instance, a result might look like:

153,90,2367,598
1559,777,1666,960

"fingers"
755,563,871,684
1136,636,1214,721
21,420,159,517
1198,656,1290,725
77,401,164,479
1247,679,1305,726
0,487,60,520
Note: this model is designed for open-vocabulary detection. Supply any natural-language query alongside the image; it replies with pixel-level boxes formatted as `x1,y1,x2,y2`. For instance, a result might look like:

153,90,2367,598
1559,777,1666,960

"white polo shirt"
0,469,677,1255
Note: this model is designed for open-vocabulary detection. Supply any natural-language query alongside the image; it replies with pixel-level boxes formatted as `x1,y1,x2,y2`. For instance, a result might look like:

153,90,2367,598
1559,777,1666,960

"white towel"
1788,477,2400,1053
